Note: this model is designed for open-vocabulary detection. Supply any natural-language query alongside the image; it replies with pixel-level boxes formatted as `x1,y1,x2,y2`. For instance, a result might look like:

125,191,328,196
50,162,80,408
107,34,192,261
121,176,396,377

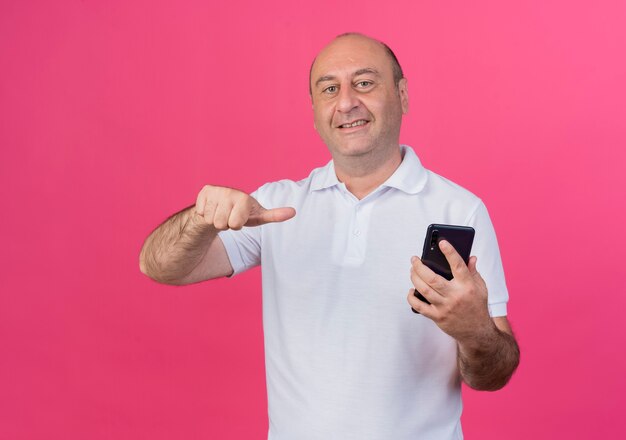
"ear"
397,78,409,114
311,100,318,131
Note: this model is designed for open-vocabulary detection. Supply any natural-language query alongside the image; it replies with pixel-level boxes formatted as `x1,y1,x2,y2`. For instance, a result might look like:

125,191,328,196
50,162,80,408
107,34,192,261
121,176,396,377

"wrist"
457,318,499,356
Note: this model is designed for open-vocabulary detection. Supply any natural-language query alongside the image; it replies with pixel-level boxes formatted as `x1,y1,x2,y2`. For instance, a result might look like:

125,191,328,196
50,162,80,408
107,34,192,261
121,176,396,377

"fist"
195,185,296,231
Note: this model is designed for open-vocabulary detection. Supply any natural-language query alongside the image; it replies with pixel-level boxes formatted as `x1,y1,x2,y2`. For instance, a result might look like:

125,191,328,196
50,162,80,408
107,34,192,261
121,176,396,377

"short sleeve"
466,201,509,317
217,189,263,276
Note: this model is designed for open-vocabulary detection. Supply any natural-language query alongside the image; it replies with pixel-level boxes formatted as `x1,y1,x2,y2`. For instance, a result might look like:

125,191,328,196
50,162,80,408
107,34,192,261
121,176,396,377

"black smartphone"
412,224,475,313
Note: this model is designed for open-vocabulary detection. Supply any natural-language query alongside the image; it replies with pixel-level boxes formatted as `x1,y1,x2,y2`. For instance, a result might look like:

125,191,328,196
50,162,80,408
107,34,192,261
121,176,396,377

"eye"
323,85,338,94
355,80,373,88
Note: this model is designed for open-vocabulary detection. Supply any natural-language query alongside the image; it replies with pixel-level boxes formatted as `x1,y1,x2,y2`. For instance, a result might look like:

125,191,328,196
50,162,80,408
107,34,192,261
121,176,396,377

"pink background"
2,0,625,438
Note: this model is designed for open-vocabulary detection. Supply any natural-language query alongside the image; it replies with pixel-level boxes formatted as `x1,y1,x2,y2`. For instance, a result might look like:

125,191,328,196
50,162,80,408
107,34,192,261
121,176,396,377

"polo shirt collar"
310,145,428,195
381,145,428,194
310,160,341,191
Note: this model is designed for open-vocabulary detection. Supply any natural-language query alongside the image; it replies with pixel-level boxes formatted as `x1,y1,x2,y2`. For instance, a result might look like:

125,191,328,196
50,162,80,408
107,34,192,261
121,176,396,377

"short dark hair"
309,33,405,95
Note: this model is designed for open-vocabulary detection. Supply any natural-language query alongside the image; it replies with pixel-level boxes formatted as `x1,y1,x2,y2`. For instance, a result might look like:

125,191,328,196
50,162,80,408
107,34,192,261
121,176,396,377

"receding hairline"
308,32,405,95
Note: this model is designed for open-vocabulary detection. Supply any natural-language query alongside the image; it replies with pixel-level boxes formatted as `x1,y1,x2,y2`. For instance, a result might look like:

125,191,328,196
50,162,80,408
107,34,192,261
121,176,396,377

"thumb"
468,256,479,275
246,206,296,226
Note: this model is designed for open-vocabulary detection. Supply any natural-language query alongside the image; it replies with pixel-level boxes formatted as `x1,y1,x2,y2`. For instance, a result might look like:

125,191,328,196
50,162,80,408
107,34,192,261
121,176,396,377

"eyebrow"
314,68,381,88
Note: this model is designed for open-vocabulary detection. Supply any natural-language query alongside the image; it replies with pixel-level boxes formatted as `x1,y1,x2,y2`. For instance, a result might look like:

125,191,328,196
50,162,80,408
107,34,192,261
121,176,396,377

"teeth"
341,120,367,128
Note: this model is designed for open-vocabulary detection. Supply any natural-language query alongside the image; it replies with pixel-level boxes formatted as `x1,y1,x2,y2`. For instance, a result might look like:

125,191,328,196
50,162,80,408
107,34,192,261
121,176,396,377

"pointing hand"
195,185,296,230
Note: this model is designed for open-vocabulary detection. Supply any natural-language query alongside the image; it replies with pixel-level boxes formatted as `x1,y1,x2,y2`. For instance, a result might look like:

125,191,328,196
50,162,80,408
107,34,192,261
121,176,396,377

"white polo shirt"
219,145,508,440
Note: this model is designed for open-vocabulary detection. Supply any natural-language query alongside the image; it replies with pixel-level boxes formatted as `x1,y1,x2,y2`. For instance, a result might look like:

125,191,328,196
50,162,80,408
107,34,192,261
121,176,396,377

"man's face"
310,35,409,160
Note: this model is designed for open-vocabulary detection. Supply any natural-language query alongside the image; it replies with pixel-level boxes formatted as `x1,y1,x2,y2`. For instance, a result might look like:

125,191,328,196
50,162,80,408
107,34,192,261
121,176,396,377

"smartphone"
412,224,475,313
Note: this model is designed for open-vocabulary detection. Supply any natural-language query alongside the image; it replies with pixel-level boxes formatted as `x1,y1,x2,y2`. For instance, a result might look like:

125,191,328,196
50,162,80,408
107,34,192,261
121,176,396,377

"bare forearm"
139,205,217,285
457,323,520,391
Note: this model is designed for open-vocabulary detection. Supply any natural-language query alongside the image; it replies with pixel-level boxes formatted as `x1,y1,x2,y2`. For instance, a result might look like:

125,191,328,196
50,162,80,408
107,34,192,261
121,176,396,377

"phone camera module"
431,230,439,248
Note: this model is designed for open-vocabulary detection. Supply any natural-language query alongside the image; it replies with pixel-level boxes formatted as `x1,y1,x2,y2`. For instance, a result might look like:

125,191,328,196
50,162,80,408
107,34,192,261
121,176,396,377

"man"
140,33,519,440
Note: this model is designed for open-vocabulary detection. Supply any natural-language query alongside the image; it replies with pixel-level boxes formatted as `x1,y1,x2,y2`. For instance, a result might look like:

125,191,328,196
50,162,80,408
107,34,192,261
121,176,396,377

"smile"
338,120,368,128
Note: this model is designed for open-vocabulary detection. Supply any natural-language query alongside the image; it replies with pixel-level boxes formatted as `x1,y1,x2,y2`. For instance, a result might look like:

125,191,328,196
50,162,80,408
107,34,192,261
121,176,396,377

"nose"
336,85,360,113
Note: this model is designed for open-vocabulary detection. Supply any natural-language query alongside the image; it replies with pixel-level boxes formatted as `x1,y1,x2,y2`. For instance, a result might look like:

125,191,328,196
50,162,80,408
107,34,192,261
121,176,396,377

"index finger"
247,207,296,226
438,239,471,280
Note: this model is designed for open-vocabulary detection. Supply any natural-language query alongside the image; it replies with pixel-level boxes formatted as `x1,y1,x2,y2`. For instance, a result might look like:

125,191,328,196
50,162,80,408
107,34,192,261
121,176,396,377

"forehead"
311,36,394,82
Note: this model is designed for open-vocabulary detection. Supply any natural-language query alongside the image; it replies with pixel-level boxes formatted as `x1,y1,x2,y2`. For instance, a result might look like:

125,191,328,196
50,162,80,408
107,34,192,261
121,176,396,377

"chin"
330,140,376,158
330,148,369,160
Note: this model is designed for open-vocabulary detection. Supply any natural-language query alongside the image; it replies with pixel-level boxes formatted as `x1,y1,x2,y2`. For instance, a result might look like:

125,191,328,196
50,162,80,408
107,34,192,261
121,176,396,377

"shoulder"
253,162,330,207
424,169,481,203
424,167,483,210
398,145,482,210
413,163,486,223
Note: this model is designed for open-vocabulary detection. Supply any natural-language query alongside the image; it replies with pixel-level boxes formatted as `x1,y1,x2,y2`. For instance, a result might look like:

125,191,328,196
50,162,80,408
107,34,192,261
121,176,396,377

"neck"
333,145,403,200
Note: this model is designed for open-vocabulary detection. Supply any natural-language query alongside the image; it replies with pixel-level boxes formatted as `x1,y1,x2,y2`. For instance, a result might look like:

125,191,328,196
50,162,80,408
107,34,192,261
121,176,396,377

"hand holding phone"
412,224,475,313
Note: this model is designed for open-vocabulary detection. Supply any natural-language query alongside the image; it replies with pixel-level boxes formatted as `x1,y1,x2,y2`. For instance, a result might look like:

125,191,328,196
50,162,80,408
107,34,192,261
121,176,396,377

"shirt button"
354,229,361,236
